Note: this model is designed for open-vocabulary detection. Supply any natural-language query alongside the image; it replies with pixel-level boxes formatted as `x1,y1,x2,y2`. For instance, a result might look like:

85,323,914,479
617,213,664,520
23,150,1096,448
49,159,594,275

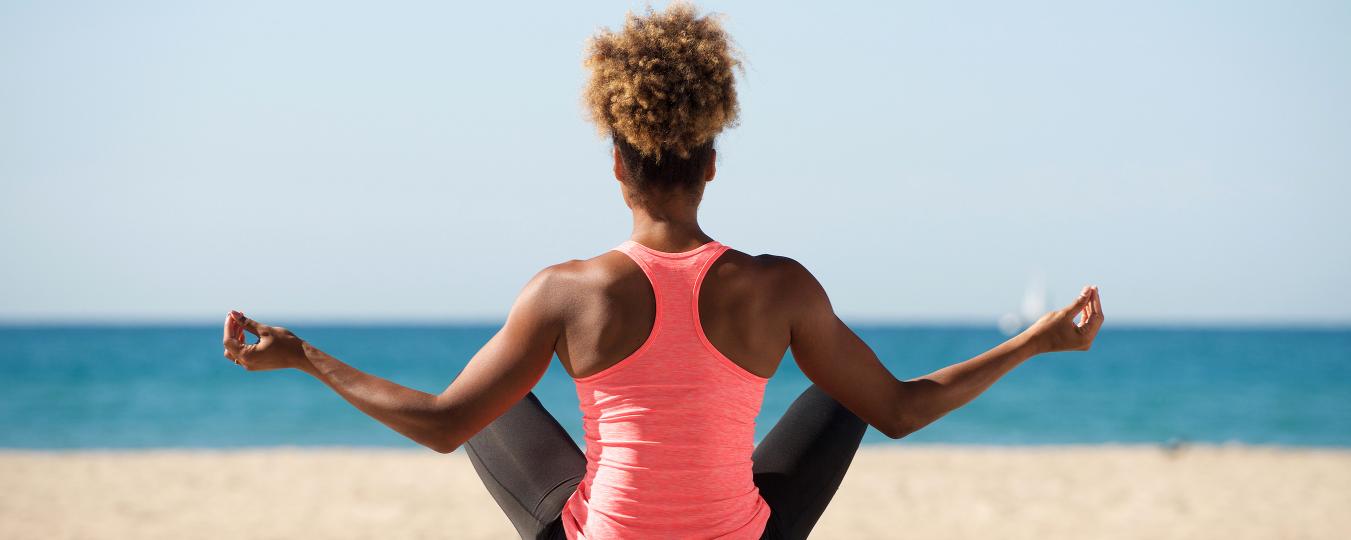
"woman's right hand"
1021,286,1104,354
222,311,311,372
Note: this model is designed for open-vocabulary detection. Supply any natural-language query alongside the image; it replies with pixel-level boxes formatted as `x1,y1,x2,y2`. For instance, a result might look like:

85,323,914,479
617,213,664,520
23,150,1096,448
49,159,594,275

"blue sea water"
0,325,1348,449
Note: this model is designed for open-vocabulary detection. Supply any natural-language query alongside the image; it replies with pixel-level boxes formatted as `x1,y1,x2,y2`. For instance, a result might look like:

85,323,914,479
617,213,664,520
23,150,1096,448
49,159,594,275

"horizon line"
1,317,1348,331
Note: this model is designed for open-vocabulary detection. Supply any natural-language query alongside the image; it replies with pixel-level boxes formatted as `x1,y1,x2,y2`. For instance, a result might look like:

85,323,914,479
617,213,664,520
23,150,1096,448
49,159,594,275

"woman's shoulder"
527,249,653,304
700,249,825,314
716,248,816,286
751,253,834,323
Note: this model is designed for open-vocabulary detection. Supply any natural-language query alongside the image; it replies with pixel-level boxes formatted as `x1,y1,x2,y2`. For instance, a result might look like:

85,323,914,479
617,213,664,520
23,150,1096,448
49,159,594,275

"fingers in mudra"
1028,286,1104,353
221,311,305,371
222,310,262,369
1064,285,1104,350
222,313,243,365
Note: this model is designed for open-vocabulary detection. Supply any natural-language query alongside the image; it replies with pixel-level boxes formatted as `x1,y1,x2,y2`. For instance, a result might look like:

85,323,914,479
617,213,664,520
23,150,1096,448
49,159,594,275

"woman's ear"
613,146,625,182
704,148,717,183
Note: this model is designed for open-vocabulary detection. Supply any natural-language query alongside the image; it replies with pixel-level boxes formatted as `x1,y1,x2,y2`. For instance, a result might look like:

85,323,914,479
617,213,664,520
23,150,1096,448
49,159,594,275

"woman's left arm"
222,269,563,453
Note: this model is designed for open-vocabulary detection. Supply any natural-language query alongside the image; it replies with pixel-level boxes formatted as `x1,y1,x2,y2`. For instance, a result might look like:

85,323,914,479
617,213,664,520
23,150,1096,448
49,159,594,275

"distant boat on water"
998,274,1049,336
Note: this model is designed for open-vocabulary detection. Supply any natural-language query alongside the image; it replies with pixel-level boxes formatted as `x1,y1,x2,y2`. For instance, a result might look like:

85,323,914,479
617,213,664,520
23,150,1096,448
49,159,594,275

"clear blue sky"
2,1,1348,325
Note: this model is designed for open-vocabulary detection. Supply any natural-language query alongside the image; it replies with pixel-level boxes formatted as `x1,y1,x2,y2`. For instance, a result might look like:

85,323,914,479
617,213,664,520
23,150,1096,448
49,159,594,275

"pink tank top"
560,239,772,539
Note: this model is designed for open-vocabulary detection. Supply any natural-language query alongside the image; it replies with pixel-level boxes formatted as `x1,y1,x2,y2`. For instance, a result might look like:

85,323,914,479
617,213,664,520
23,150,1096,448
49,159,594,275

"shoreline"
4,445,1347,539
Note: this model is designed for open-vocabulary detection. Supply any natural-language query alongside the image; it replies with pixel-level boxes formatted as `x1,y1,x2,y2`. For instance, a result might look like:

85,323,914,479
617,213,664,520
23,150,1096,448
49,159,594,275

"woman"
220,4,1104,539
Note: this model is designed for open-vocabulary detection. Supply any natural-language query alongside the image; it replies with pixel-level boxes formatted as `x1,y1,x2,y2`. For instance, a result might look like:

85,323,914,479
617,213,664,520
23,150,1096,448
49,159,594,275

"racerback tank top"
560,239,772,539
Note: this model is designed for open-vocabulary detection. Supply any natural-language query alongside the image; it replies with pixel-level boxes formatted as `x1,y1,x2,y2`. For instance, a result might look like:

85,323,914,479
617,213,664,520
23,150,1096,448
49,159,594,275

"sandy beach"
2,445,1346,539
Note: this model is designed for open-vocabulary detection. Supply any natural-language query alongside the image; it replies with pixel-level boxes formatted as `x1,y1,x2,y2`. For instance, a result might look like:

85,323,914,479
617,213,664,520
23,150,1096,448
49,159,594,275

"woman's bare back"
548,244,800,381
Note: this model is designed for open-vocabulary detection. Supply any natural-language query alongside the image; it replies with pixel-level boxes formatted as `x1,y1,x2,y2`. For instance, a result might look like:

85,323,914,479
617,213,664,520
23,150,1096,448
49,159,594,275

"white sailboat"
998,273,1049,336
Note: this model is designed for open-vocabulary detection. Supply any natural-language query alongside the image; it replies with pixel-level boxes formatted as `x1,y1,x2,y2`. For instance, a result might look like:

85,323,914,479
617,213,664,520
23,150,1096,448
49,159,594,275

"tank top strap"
612,240,730,321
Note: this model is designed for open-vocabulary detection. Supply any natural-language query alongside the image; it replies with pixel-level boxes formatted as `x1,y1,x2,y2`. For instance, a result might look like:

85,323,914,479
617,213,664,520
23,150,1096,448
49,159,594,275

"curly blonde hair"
583,2,742,164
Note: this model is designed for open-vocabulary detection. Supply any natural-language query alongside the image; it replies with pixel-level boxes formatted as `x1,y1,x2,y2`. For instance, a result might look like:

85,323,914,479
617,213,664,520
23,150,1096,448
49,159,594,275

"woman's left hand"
222,311,310,372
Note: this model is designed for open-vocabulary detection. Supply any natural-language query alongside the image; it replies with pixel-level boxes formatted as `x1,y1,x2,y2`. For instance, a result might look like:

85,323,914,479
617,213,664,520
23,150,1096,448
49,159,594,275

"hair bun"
583,2,742,162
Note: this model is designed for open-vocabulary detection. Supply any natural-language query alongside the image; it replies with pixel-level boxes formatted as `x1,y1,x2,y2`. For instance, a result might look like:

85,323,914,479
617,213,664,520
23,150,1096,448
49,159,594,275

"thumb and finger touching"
222,313,246,362
223,311,268,364
231,311,264,337
1076,287,1104,345
1062,287,1092,329
1088,288,1105,333
1050,286,1103,349
1092,288,1104,320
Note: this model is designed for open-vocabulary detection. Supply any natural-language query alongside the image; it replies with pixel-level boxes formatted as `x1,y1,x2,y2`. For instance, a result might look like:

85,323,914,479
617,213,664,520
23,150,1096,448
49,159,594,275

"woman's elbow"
883,409,929,439
426,409,467,453
426,439,461,454
424,428,464,454
881,419,920,440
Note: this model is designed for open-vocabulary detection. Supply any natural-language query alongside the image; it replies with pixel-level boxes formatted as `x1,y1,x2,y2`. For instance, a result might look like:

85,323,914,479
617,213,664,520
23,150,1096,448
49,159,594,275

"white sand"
2,446,1347,539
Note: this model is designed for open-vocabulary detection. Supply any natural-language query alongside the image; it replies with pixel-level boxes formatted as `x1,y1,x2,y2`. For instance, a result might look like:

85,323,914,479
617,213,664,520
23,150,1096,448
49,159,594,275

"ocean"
1,325,1348,449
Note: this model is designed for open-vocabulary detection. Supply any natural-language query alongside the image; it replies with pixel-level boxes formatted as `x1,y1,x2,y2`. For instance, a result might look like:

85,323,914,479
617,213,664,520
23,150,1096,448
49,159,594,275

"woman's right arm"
781,260,1103,439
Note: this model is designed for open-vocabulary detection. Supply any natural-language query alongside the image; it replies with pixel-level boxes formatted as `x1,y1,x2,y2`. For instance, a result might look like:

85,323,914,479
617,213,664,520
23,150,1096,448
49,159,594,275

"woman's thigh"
752,385,868,540
464,392,585,540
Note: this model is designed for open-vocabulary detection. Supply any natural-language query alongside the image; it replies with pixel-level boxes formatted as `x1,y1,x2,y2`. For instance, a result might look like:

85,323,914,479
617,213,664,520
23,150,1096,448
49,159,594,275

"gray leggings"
464,385,868,540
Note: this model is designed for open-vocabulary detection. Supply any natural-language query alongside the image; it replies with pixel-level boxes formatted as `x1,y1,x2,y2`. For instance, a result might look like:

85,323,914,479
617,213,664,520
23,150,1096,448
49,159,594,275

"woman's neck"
629,207,712,252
